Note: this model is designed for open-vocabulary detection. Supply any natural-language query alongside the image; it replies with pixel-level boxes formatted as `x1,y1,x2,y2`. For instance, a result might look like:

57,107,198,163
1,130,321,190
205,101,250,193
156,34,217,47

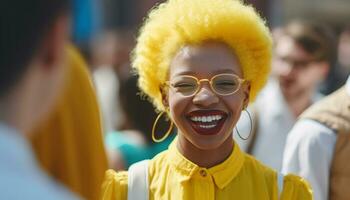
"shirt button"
199,169,207,177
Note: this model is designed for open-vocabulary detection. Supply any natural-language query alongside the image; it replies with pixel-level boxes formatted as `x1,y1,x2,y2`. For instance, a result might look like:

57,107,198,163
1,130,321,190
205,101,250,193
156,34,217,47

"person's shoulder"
288,119,335,143
101,150,170,200
101,169,128,200
102,149,170,185
243,153,271,169
283,174,311,188
240,153,280,197
281,174,313,200
104,169,128,184
148,149,171,174
242,153,276,179
241,155,312,199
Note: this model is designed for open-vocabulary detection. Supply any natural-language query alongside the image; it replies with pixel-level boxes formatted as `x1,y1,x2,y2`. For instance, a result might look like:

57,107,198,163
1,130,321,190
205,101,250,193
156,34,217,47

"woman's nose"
192,85,219,107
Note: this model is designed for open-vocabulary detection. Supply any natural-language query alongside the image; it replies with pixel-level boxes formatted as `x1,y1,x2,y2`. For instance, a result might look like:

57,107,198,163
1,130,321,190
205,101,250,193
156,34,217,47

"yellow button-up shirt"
102,139,312,200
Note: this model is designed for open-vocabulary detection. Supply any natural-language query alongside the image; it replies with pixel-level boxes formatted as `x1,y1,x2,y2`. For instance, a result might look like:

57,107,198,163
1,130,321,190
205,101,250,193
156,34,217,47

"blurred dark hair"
283,20,337,65
0,0,71,97
119,75,168,144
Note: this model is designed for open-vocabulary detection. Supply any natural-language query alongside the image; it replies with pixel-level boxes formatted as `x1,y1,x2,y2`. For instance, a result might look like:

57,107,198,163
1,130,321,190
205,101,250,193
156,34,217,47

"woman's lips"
186,110,227,136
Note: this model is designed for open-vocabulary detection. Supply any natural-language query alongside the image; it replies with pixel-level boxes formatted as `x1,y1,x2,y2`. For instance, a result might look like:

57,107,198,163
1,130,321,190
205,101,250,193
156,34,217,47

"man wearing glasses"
235,20,336,172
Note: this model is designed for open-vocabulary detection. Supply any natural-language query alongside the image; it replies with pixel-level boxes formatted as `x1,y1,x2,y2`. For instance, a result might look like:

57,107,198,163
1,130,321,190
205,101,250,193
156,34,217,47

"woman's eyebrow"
172,68,239,77
212,69,237,74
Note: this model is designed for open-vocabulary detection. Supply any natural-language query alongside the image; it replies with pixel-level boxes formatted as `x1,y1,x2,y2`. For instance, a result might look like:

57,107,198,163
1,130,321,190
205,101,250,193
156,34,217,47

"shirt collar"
167,137,245,189
346,75,350,95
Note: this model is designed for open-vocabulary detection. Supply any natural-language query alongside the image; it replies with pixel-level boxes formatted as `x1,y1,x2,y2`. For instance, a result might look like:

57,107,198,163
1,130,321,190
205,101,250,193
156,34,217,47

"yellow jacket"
30,46,108,200
102,138,312,200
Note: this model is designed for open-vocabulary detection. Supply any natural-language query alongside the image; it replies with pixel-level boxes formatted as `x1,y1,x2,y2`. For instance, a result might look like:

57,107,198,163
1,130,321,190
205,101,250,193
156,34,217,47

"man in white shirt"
282,76,350,200
235,21,335,171
0,1,79,199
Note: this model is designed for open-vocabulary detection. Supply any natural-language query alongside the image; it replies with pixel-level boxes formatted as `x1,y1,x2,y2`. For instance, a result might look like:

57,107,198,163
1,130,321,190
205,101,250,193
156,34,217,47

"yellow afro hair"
133,0,272,112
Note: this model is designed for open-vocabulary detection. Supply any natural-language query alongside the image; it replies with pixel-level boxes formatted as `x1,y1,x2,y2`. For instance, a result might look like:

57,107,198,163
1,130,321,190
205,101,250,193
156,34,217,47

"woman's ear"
160,86,169,107
242,81,251,110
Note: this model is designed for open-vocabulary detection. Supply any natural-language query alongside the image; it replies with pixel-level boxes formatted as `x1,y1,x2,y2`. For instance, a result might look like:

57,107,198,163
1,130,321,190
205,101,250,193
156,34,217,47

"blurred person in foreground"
282,28,350,200
235,20,335,171
0,0,79,199
105,75,175,170
29,46,108,200
101,0,312,199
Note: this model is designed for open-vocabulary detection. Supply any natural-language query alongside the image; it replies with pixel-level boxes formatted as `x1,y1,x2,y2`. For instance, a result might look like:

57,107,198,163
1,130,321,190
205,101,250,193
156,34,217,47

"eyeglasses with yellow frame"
166,73,246,97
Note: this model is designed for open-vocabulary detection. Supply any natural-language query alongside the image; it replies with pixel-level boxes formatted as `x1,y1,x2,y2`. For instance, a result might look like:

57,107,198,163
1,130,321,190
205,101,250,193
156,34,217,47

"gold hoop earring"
235,109,253,140
152,111,174,143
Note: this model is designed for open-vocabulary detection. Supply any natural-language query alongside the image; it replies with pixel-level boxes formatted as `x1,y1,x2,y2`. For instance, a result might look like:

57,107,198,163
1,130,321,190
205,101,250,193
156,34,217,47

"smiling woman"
101,0,312,200
167,42,249,167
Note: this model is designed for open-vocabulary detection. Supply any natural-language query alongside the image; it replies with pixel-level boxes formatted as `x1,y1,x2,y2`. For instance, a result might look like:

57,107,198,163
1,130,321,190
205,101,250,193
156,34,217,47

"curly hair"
132,0,272,112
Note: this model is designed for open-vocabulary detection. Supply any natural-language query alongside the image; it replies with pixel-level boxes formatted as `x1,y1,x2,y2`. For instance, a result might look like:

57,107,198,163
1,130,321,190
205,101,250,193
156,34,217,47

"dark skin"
162,42,250,168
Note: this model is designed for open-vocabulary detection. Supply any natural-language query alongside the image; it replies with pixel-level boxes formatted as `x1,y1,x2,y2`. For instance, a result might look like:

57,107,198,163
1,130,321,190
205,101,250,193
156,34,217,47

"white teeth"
199,124,216,129
207,116,212,122
190,115,223,123
202,116,208,122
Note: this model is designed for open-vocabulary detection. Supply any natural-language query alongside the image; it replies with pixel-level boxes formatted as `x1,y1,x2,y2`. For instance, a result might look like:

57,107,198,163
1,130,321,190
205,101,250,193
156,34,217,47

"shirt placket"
195,168,215,200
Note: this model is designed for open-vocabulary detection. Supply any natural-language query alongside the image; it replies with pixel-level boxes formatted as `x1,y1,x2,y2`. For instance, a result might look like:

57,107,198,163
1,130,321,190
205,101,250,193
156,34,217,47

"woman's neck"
176,135,234,168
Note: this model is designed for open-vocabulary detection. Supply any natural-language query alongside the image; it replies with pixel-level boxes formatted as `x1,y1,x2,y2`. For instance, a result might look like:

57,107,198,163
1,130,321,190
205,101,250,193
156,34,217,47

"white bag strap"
277,172,284,199
128,160,150,200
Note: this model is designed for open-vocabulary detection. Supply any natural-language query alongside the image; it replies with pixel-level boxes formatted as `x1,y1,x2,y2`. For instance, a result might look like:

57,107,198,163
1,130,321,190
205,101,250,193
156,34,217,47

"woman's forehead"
170,42,243,77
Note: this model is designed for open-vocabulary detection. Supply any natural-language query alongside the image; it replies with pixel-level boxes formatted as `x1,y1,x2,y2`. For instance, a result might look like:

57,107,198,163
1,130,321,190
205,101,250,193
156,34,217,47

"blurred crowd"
1,0,350,200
